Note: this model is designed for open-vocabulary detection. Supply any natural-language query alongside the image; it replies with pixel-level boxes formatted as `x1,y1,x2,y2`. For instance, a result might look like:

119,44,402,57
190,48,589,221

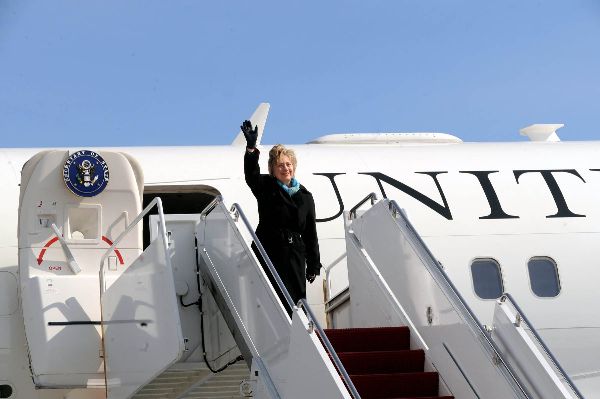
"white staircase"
195,197,358,399
341,194,583,399
98,195,358,398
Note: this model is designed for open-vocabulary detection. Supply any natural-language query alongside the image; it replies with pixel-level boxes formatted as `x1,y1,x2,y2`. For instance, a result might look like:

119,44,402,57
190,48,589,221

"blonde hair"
268,144,297,175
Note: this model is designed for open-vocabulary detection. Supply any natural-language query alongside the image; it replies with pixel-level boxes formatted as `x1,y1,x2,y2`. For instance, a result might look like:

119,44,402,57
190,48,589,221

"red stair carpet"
325,327,454,399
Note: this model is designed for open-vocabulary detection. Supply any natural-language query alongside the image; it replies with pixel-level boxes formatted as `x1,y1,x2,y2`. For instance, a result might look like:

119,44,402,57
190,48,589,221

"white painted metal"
101,238,183,398
49,223,82,274
492,299,577,398
520,124,563,142
324,288,352,329
197,199,352,398
149,214,242,367
307,132,462,144
346,199,530,398
17,150,143,389
323,251,347,301
281,307,351,399
100,198,184,399
346,233,429,349
0,272,17,316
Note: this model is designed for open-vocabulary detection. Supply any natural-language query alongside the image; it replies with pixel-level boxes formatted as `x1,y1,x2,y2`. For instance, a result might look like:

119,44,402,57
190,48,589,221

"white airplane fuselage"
1,139,599,397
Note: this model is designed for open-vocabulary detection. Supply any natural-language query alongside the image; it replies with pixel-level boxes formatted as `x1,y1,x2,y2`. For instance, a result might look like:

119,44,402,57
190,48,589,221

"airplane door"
101,204,184,399
149,214,242,368
149,214,203,360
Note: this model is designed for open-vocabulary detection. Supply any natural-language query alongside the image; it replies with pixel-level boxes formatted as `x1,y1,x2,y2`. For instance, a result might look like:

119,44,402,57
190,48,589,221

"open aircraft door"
101,198,184,399
18,149,184,397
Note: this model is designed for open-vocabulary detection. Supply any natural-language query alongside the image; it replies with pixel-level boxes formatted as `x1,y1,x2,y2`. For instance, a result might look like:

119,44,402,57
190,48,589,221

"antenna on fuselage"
520,124,563,142
231,102,270,146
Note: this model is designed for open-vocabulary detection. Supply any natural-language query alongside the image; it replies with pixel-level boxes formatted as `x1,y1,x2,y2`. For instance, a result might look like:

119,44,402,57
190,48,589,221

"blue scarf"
277,177,300,196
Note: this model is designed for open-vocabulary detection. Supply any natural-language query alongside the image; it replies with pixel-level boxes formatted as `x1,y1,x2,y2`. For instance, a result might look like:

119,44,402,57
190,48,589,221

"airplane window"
0,384,13,398
528,257,560,297
471,259,503,299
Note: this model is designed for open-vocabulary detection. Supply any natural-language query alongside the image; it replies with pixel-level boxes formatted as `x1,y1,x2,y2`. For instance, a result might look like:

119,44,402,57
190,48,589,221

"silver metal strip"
348,192,377,220
386,198,532,398
298,299,361,399
500,293,583,398
230,202,295,311
443,343,481,399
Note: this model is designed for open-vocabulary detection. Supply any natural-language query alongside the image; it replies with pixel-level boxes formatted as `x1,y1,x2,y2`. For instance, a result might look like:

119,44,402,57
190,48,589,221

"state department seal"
63,150,109,197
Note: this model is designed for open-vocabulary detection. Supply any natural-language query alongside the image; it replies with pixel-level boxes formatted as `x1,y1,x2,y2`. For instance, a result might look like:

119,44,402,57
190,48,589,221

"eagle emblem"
63,150,109,197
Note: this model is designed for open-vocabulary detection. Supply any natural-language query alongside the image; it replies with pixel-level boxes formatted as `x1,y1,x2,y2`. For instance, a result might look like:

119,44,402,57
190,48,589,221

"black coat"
244,149,322,306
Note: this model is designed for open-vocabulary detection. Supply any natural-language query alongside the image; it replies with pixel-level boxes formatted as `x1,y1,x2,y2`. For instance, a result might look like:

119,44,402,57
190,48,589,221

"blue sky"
1,1,599,147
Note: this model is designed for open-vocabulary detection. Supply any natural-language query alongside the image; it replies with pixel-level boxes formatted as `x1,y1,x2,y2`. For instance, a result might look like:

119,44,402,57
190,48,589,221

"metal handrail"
231,202,296,311
500,293,584,398
348,192,377,220
385,199,532,398
251,357,282,399
324,252,347,274
202,196,359,398
346,231,429,351
99,197,170,281
199,197,282,397
324,251,347,302
298,299,361,399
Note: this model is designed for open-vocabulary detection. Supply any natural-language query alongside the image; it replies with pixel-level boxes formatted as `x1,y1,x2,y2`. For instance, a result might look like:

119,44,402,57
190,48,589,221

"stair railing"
321,190,377,308
323,251,347,302
345,231,430,350
98,196,186,397
230,201,295,311
385,198,533,398
230,200,361,398
346,194,533,398
297,298,362,399
348,192,378,220
99,196,170,290
200,197,283,398
499,293,583,398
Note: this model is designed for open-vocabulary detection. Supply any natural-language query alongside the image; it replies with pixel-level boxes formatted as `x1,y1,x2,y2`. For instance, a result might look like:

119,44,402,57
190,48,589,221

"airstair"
97,194,362,398
339,193,584,399
194,197,358,398
17,149,360,398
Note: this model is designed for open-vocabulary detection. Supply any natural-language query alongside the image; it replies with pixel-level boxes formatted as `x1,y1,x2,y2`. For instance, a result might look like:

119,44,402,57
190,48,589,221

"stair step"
338,349,425,374
325,326,410,352
350,371,440,398
325,327,453,398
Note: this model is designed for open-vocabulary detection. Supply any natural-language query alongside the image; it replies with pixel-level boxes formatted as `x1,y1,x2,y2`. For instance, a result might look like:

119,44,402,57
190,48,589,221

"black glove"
307,264,321,284
241,120,258,149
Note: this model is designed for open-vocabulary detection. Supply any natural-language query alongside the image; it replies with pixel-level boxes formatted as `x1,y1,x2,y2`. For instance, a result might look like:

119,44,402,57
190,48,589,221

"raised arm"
244,147,262,195
242,120,263,195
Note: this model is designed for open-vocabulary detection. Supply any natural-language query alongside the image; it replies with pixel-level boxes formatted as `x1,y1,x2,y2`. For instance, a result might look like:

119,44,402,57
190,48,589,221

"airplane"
0,103,597,398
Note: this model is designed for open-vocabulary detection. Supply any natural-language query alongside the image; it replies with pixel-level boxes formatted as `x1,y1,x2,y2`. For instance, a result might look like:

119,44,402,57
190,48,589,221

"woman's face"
274,155,294,186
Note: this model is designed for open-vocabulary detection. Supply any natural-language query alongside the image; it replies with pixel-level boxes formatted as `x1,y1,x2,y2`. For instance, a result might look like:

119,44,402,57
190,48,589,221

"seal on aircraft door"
62,150,109,197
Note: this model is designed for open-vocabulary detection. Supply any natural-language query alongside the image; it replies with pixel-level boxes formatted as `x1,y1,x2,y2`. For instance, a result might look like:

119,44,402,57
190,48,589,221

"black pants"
251,241,305,316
